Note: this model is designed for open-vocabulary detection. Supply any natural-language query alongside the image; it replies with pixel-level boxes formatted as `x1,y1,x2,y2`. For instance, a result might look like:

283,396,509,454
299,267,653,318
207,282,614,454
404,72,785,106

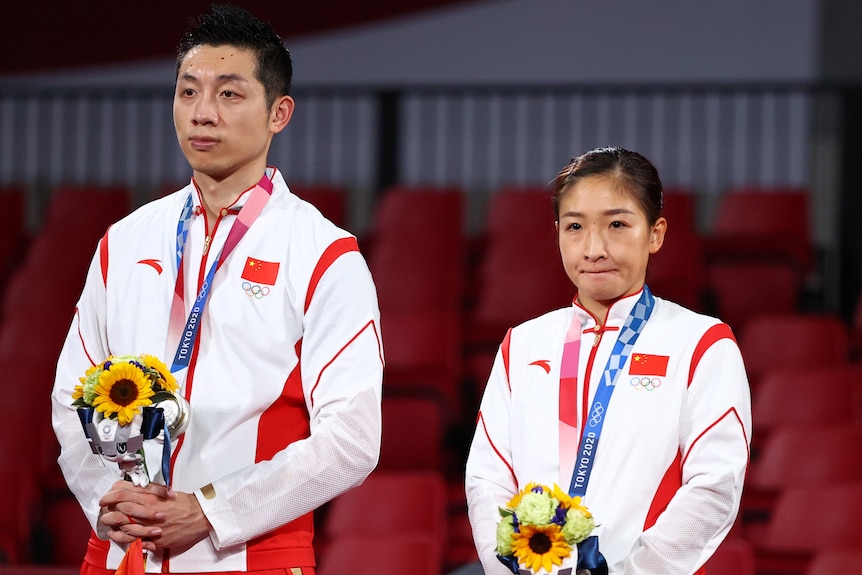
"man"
50,5,383,574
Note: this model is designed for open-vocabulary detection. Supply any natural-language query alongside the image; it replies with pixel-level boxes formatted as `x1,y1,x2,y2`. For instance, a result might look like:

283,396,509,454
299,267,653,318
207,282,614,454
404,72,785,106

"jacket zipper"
162,207,227,574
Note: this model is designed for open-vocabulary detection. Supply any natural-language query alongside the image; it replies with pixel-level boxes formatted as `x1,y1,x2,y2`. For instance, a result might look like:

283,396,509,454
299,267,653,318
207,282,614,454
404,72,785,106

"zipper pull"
202,235,212,256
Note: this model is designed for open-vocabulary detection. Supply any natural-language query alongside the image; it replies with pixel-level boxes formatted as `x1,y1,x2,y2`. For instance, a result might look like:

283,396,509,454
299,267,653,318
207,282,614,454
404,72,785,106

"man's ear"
270,95,294,134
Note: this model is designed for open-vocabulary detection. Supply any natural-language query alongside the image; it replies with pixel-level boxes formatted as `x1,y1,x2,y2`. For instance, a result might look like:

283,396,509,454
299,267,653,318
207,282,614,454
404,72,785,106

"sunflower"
92,361,155,425
512,523,572,573
141,354,179,393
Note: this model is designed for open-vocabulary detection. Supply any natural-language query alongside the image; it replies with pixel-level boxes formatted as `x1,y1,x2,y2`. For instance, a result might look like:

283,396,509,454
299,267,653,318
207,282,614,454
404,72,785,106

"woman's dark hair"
175,4,293,109
553,146,664,225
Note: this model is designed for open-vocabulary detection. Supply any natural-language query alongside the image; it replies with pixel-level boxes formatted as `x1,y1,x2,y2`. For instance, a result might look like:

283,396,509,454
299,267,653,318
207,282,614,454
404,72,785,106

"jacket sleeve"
465,332,520,575
196,248,385,548
50,235,116,534
616,329,752,574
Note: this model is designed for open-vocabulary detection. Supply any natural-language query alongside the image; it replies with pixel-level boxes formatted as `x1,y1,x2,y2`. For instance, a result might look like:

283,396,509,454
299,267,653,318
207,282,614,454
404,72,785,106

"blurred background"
1,1,861,574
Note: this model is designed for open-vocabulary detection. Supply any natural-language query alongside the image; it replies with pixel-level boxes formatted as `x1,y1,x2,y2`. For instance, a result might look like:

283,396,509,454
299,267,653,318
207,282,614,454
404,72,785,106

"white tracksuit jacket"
51,168,384,572
466,290,751,575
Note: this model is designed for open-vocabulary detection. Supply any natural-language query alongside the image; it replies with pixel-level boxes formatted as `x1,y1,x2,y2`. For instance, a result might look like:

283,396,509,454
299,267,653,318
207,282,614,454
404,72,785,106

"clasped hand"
99,480,210,552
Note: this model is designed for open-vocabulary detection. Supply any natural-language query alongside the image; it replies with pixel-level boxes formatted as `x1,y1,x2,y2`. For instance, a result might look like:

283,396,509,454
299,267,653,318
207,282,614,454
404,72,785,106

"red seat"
0,465,38,564
365,186,466,309
704,537,756,575
738,313,849,385
755,482,862,574
35,493,92,565
370,229,465,314
322,471,448,544
743,424,862,530
704,186,812,273
41,185,132,237
467,234,573,351
318,532,442,575
648,229,706,312
482,186,556,239
0,356,67,493
661,188,700,236
751,364,862,443
706,261,802,333
805,550,862,575
0,185,28,280
467,187,572,347
378,397,446,472
370,185,464,239
290,184,348,229
381,311,463,419
0,306,74,362
3,259,88,317
445,511,480,572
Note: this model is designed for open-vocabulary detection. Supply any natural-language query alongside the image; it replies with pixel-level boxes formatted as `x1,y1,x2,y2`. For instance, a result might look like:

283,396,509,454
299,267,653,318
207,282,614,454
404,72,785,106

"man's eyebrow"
177,72,250,83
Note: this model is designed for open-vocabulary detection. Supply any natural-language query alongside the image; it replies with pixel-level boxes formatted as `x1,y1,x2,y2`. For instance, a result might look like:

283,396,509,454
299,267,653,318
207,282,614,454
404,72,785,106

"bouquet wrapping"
496,483,601,575
72,354,189,486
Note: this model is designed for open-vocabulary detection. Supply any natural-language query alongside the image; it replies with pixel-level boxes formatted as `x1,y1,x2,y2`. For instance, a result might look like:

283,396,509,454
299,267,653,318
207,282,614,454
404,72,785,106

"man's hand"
98,480,211,552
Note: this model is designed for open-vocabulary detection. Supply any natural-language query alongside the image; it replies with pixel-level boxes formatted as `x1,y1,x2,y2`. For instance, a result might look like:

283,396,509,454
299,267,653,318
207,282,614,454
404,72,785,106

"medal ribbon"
565,285,655,498
168,170,274,374
158,169,274,485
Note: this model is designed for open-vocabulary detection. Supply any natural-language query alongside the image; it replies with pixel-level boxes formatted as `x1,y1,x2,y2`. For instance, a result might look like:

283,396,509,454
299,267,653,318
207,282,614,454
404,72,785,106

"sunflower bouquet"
72,354,188,487
496,483,596,575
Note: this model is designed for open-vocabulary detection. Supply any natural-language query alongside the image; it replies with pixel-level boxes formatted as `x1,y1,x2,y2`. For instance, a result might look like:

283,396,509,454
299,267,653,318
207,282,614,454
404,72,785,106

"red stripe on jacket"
641,322,740,575
688,323,736,387
248,337,316,569
304,237,359,313
99,230,110,287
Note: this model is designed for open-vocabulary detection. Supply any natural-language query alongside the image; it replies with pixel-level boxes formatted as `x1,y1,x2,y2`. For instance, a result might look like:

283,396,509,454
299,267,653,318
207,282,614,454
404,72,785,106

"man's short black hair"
176,4,293,108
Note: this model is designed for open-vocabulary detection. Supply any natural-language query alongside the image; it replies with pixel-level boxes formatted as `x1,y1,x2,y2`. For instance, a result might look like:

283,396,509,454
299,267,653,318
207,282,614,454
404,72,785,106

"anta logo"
529,360,551,374
137,259,163,274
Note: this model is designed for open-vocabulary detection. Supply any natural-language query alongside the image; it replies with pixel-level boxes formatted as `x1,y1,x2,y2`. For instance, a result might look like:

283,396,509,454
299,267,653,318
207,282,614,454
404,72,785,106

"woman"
465,147,751,575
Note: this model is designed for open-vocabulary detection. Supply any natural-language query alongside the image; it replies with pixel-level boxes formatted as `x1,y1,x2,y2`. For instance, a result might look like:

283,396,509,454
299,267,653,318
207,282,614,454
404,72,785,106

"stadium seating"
704,537,756,575
755,482,862,574
703,186,812,273
737,312,849,385
290,184,348,230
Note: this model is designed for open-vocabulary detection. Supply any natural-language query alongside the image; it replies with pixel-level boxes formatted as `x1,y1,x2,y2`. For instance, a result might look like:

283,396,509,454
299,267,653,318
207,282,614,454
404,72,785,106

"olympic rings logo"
242,281,270,299
196,280,209,303
589,403,605,427
630,377,662,391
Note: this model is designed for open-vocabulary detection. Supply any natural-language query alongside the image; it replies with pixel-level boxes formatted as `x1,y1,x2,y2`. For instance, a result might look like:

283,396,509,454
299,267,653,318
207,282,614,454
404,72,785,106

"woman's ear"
648,217,667,254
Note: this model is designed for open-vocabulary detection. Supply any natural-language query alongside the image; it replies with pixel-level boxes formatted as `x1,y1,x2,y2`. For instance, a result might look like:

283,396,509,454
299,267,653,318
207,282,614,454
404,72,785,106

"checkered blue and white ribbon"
568,285,655,498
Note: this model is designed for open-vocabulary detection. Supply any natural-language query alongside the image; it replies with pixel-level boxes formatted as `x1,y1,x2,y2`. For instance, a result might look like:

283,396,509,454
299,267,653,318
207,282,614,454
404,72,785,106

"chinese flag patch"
629,353,669,376
241,257,280,285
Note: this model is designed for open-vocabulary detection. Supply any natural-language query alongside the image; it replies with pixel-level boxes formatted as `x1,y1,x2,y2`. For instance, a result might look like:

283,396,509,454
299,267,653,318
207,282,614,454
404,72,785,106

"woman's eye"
567,223,581,230
610,221,625,228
